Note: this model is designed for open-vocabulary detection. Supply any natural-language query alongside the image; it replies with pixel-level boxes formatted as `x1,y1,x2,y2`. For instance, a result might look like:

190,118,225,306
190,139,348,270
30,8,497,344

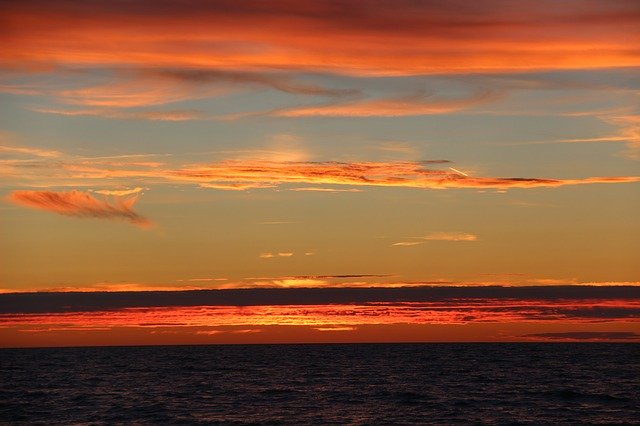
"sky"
0,0,639,346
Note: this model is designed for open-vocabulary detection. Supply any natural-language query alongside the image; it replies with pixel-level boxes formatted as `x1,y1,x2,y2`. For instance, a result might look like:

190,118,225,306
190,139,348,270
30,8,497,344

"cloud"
522,332,640,341
291,274,392,279
32,107,204,122
393,232,477,246
55,75,224,108
314,327,356,332
146,69,357,97
289,187,363,192
2,0,639,75
605,114,640,160
3,152,640,192
422,232,478,242
2,296,639,331
167,160,640,191
268,90,498,117
7,190,151,228
2,285,639,314
22,67,359,121
0,144,62,158
92,187,145,196
199,182,278,191
374,141,418,155
508,114,640,160
259,252,294,259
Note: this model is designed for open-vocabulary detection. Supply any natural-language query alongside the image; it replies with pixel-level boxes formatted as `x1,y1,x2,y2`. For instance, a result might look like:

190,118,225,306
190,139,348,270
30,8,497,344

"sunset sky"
1,0,639,346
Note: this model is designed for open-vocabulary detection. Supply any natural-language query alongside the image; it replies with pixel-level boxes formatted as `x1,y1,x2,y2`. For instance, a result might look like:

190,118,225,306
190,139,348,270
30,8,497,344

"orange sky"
1,0,639,346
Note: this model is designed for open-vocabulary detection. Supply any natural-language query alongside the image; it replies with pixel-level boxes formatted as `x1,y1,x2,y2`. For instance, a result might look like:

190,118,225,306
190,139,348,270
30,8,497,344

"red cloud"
170,161,640,190
1,0,639,75
8,190,151,228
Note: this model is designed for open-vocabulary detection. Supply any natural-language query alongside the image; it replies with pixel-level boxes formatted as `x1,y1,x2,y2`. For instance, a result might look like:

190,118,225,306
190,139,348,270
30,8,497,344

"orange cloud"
1,1,639,75
7,190,151,228
2,299,638,330
259,252,294,259
92,187,145,196
423,232,478,242
392,233,477,246
289,187,363,193
509,114,640,160
31,107,204,122
271,90,498,117
168,160,640,190
199,182,278,191
0,144,62,158
6,157,640,192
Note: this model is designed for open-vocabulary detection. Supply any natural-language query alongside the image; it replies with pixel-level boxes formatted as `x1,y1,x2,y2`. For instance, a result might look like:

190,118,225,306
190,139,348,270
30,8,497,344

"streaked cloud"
1,296,638,331
22,68,358,121
4,156,639,192
289,187,363,193
507,113,640,160
259,252,294,259
392,232,477,246
31,107,205,122
0,144,62,158
2,285,638,313
2,1,639,75
169,161,640,190
422,232,478,242
92,187,145,196
7,190,151,228
314,327,356,332
267,90,498,117
199,182,278,191
391,241,424,247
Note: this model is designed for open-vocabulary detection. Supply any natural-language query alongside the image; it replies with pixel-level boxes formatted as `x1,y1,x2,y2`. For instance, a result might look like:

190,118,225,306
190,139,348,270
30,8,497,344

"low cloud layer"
1,285,638,314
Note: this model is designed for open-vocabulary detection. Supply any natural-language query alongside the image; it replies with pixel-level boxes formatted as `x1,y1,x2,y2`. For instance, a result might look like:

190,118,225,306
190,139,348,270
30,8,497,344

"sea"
1,343,639,424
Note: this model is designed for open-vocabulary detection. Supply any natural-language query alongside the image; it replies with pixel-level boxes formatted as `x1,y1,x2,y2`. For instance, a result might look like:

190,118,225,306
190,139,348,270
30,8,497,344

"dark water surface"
1,343,639,424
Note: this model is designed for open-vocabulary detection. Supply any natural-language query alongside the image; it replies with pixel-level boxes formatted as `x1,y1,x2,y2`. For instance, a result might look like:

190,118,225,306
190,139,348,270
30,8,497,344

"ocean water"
1,343,639,424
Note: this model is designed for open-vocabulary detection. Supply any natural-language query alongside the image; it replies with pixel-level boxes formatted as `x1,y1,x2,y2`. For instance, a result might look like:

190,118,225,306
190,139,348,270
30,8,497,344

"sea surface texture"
1,343,639,424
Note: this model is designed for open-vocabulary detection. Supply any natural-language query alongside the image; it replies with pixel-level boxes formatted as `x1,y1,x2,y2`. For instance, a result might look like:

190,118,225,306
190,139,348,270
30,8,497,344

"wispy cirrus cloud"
168,161,640,190
4,156,640,192
31,107,205,122
199,182,278,191
268,90,498,118
0,132,62,159
507,113,640,160
7,190,151,228
423,232,478,242
392,232,477,247
19,68,358,121
0,144,62,158
289,187,363,193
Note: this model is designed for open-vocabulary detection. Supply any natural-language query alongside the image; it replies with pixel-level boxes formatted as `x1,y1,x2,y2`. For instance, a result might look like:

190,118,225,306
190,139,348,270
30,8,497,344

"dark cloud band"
2,285,639,314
